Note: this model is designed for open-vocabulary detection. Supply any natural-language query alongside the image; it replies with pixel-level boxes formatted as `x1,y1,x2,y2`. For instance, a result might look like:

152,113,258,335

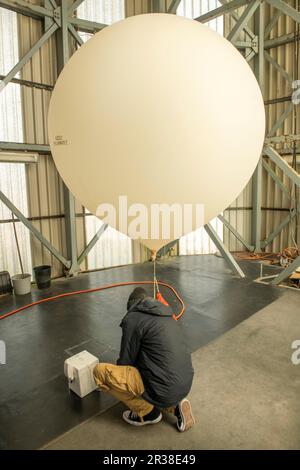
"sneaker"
174,398,195,432
122,407,162,426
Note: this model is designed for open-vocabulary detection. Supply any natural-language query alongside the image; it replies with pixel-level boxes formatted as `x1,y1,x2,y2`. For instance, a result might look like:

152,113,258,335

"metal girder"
265,32,300,49
57,0,79,275
265,134,300,145
262,159,291,200
152,0,167,13
204,223,245,278
264,146,300,188
226,3,256,41
218,214,254,252
251,2,264,252
68,23,84,46
227,0,260,43
245,48,257,62
68,0,85,14
0,190,71,268
261,208,299,248
77,223,108,266
0,22,58,91
268,102,294,137
68,16,107,33
195,0,250,23
271,256,300,285
0,142,51,153
252,159,262,251
167,0,181,14
266,0,300,24
264,9,281,38
264,50,293,85
0,0,54,19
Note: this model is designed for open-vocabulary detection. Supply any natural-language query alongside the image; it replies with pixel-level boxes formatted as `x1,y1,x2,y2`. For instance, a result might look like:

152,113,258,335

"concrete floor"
45,290,300,450
1,255,282,449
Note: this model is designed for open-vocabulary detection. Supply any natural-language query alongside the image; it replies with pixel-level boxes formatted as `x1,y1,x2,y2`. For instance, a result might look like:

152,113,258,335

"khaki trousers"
93,363,154,418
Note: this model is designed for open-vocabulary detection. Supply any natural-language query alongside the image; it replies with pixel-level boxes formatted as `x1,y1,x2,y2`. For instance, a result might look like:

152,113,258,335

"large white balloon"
48,13,265,251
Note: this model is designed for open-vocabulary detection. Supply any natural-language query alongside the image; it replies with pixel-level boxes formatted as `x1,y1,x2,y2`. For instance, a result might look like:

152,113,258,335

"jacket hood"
129,297,173,317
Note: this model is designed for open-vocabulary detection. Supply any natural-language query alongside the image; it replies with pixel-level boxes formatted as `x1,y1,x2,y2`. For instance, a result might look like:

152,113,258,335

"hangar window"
77,0,132,269
177,0,224,255
77,0,125,42
0,8,33,276
177,0,223,35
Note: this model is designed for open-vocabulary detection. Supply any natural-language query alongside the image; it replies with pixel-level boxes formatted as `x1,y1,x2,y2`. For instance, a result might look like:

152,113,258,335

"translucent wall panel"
78,0,125,42
86,216,132,269
177,0,223,35
178,1,223,255
0,8,32,276
77,1,132,270
179,216,223,255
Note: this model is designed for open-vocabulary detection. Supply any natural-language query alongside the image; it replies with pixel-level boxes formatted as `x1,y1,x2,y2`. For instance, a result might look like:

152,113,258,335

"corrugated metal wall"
15,0,139,277
0,7,32,277
17,2,68,277
263,2,300,253
223,1,300,253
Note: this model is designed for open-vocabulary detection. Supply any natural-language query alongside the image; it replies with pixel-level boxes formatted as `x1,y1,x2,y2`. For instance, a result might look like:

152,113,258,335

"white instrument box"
64,350,99,398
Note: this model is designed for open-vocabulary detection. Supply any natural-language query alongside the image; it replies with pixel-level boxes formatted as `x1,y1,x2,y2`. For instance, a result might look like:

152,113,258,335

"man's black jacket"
117,297,194,408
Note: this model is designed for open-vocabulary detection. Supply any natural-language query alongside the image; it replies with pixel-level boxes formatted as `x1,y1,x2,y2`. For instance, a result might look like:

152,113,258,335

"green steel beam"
204,223,245,277
265,32,300,49
227,0,260,43
152,0,167,13
265,134,300,145
262,159,291,200
227,4,256,40
264,8,281,38
195,0,250,23
266,0,300,24
218,214,254,251
57,0,79,275
261,209,299,248
167,0,181,14
271,255,300,285
77,223,108,265
68,16,107,33
0,142,51,153
264,50,293,85
268,101,294,137
0,190,71,268
0,0,54,19
251,2,264,252
68,0,85,14
68,23,84,46
0,74,53,90
264,146,300,188
0,22,58,91
245,48,257,62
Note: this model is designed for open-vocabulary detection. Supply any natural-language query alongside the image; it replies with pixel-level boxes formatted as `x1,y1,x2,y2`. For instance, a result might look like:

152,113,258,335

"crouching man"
93,287,195,431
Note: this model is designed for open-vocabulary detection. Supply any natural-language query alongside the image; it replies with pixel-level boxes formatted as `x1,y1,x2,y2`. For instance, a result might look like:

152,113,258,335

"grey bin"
12,274,31,295
34,265,51,289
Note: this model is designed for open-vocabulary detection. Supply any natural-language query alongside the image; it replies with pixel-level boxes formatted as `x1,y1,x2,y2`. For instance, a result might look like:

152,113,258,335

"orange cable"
0,280,185,322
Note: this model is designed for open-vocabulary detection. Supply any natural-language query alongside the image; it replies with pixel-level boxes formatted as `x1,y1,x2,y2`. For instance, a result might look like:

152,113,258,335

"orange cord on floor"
0,280,185,322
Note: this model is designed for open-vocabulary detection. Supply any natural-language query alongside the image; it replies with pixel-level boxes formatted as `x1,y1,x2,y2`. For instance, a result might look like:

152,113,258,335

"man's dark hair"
127,287,147,310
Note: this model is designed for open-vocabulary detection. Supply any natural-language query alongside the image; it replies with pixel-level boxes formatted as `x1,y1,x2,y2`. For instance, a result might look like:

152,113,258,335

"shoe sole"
177,399,195,432
123,412,162,427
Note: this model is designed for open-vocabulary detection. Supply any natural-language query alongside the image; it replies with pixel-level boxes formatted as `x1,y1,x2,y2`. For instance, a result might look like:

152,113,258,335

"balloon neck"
151,250,157,262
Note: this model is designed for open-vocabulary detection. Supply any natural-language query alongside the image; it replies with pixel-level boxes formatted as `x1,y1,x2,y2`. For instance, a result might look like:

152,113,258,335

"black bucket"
34,265,51,289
